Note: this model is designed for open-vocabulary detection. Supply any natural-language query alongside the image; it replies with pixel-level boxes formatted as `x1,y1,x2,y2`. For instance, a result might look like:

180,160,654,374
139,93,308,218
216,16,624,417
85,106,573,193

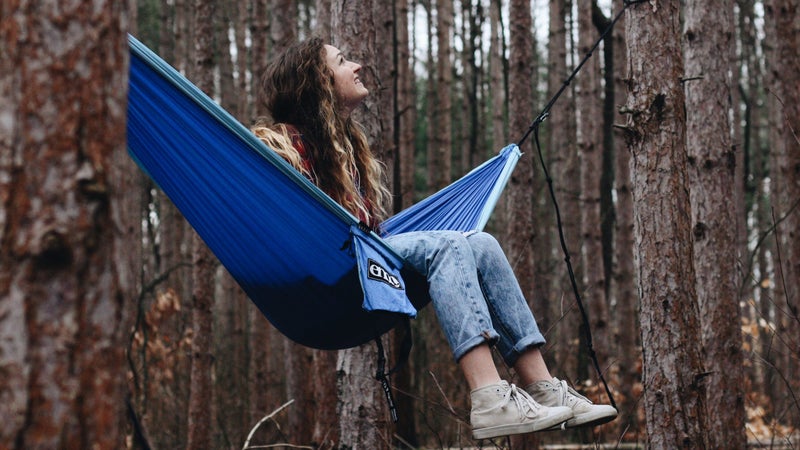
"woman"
253,38,617,440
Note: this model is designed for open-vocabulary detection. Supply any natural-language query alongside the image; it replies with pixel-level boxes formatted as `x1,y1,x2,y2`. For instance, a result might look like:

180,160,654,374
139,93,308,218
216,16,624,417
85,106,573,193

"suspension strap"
374,317,413,423
517,0,646,410
518,0,646,148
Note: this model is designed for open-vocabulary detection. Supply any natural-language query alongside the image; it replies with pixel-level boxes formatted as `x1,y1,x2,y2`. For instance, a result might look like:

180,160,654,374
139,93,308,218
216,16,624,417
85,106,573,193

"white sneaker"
524,377,617,429
470,380,573,439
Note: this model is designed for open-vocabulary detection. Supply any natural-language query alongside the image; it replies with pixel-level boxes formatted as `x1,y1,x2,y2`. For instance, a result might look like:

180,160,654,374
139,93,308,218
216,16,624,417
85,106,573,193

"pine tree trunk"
315,0,332,42
507,0,535,293
548,0,582,379
624,1,709,447
489,0,506,152
507,0,538,448
331,0,395,446
0,2,130,446
251,0,271,119
186,1,217,447
761,0,789,411
765,0,800,403
312,349,340,446
336,343,389,449
577,0,610,372
393,0,419,442
428,0,453,192
611,0,640,435
397,0,417,211
739,0,771,401
683,1,746,447
271,0,297,50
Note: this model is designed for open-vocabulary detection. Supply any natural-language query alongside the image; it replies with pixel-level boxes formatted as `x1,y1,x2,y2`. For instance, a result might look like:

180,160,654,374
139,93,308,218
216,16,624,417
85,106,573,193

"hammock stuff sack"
126,35,521,350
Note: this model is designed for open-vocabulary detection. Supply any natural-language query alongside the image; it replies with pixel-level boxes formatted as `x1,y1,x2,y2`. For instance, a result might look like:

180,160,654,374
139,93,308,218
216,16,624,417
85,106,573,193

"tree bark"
315,0,333,42
233,0,250,122
428,0,454,193
186,0,217,447
610,0,640,436
765,0,800,407
683,0,747,448
271,0,297,50
392,0,420,443
624,1,709,447
0,1,130,447
507,1,538,447
251,0,271,119
577,0,610,374
331,0,395,446
761,0,791,413
397,0,416,211
547,0,582,379
507,0,535,291
489,0,507,152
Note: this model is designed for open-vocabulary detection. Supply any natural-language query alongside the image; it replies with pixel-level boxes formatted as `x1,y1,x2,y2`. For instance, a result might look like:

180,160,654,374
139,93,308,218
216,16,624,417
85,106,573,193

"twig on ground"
242,399,295,450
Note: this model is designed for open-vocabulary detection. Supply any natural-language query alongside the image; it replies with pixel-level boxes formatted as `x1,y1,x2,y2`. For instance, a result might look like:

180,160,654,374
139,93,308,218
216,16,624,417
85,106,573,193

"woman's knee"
465,231,502,254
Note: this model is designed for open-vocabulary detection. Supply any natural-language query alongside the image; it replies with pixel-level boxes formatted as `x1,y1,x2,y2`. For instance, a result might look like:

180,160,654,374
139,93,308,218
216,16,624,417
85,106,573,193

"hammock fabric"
127,35,521,350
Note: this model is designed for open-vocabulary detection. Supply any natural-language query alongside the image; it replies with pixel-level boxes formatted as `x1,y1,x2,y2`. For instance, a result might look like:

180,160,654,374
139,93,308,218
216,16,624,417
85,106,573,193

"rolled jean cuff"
501,332,547,367
452,330,500,362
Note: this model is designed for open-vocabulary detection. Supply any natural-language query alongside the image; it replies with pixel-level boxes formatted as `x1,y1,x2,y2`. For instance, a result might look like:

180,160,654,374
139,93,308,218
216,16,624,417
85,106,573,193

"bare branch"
242,399,295,450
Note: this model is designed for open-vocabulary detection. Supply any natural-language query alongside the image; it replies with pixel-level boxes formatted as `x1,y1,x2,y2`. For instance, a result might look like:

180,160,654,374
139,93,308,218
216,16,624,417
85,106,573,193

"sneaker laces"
555,378,593,407
485,383,544,420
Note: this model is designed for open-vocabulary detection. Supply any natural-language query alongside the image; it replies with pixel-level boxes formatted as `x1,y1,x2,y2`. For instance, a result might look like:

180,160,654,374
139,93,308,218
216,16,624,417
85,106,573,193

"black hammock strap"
374,317,412,423
517,0,647,411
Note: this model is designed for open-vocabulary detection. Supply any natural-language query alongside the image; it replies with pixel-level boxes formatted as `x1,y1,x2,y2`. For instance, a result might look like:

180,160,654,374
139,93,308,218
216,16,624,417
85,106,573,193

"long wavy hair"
252,37,389,225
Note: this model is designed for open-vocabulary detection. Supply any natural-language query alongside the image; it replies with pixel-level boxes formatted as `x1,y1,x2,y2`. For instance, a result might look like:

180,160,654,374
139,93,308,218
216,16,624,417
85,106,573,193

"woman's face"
325,44,369,115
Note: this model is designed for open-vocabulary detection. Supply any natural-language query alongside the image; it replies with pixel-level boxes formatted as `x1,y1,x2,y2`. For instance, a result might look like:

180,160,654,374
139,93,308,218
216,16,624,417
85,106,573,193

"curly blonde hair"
252,37,389,225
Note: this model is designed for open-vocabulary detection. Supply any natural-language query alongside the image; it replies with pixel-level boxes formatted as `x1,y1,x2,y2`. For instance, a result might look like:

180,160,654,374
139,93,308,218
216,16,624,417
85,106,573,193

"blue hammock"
127,35,521,350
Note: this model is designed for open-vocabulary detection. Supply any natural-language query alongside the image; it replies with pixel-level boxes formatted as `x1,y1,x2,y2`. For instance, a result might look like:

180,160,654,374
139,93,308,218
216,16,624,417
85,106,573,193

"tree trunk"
683,1,746,448
315,0,332,42
610,0,640,436
312,349,340,446
507,0,535,292
331,0,395,446
234,0,251,122
577,0,610,373
0,1,130,447
251,0,271,119
624,1,709,447
489,0,507,152
397,0,417,211
186,0,217,447
548,0,582,379
393,0,419,443
336,343,391,449
507,1,538,448
284,339,315,440
428,0,453,193
271,0,297,50
765,0,800,406
761,0,790,413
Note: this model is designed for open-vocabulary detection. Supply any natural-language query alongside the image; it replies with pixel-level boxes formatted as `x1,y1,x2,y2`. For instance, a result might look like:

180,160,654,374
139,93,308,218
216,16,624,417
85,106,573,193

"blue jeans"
385,230,545,366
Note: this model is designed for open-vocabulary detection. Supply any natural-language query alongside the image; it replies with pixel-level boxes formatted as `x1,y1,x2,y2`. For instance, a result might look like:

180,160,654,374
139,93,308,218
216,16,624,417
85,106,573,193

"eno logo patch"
367,259,403,290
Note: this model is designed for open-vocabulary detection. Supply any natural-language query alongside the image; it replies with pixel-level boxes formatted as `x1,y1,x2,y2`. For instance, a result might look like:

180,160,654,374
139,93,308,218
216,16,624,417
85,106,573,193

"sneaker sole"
545,407,618,430
472,406,573,440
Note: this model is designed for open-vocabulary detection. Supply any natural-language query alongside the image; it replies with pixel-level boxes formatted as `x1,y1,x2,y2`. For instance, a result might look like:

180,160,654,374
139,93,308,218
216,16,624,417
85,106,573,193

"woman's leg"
463,232,617,427
385,230,500,363
513,346,553,386
458,343,502,390
464,231,546,366
385,230,574,438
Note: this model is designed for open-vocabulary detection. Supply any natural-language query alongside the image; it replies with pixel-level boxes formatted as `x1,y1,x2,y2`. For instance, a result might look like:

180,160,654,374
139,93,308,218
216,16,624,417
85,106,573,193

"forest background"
1,0,799,449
